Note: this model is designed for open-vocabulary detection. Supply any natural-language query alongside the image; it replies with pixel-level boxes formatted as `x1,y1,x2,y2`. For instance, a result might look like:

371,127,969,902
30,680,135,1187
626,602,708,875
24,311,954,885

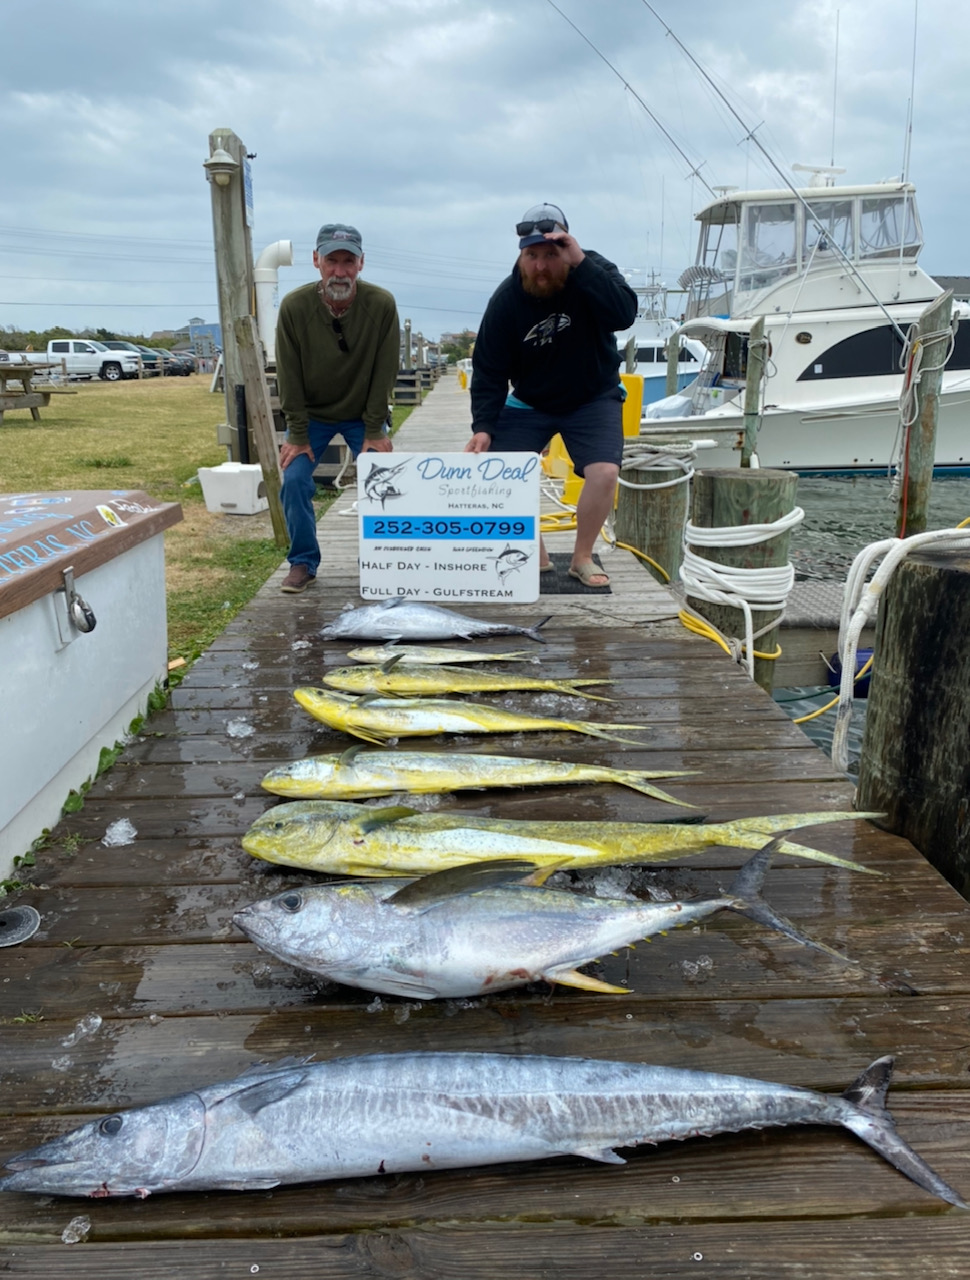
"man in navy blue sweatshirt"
465,203,637,588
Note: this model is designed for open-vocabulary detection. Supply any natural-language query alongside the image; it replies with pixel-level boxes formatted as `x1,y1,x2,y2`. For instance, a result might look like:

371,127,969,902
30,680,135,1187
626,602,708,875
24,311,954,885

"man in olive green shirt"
276,223,399,593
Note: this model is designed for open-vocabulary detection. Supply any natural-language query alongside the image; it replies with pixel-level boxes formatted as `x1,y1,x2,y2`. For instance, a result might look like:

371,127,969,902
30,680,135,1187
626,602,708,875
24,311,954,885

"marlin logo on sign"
523,315,570,347
363,459,409,509
489,543,531,583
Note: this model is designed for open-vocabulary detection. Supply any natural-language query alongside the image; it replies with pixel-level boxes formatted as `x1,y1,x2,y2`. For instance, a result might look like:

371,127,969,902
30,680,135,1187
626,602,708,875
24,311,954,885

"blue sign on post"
243,157,254,230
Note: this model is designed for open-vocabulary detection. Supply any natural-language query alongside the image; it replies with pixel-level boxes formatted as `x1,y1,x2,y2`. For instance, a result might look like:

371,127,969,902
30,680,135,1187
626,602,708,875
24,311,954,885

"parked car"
151,348,192,376
46,339,140,381
169,350,198,374
99,339,160,376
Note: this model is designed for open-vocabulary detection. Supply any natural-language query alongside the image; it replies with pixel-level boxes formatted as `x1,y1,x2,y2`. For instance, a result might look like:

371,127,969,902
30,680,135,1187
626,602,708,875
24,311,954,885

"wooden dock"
2,373,970,1276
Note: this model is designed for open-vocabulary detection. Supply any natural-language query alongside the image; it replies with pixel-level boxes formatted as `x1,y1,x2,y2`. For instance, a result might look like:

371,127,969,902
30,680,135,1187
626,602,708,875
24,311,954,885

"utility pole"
204,128,256,461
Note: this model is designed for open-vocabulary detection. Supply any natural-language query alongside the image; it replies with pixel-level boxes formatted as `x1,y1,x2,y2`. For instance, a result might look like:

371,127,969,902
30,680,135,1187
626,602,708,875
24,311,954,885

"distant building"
932,277,970,302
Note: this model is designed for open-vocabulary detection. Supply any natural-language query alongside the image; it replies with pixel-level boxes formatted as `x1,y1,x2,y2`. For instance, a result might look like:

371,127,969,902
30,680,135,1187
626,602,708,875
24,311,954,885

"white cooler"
199,462,268,515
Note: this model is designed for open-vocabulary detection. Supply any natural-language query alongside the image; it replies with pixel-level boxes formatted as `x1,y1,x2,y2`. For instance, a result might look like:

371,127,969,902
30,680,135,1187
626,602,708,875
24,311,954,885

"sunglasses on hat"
516,218,566,237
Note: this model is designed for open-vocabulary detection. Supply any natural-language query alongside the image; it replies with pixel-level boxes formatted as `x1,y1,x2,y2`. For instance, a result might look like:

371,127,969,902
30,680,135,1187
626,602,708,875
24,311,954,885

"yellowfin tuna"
294,687,652,746
323,661,614,701
243,795,881,875
261,746,695,807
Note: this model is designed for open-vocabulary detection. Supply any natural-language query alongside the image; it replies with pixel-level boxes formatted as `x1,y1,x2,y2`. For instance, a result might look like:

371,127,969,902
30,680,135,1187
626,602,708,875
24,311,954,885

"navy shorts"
490,390,624,477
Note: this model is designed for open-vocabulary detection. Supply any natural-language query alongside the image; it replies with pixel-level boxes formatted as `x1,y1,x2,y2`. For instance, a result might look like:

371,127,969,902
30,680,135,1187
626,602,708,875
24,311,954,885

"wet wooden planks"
2,604,970,1269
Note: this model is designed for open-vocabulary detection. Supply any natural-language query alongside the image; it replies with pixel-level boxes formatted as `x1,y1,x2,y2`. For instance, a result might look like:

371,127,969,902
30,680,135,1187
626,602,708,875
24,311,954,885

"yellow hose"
792,655,874,723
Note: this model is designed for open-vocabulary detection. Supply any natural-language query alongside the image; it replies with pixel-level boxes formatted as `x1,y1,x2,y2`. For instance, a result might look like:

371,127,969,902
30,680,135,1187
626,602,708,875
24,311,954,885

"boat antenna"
901,0,919,181
830,10,840,168
544,0,715,197
638,0,909,343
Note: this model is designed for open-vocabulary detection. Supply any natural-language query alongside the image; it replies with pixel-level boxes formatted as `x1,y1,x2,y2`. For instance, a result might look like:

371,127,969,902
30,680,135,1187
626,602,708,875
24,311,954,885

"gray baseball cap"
316,223,363,257
517,203,568,248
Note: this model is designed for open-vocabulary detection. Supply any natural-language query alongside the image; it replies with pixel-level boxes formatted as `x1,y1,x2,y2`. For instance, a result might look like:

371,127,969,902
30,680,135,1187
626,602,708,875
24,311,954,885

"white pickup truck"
45,339,142,381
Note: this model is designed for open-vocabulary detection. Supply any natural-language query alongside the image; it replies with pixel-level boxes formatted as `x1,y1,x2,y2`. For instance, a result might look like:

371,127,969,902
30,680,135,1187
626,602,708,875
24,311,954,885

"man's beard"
323,278,355,304
520,265,569,299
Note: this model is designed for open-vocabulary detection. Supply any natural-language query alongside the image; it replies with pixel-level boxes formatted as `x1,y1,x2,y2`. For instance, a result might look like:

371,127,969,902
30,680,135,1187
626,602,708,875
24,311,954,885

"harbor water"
775,474,970,772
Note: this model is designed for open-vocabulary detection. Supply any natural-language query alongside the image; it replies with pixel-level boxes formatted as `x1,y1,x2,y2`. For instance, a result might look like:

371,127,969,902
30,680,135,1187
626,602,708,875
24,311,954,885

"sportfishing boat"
616,279,707,405
641,175,970,474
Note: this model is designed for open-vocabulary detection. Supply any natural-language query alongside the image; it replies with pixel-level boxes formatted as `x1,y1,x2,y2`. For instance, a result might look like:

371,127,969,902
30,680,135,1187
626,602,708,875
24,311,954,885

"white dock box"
199,462,268,515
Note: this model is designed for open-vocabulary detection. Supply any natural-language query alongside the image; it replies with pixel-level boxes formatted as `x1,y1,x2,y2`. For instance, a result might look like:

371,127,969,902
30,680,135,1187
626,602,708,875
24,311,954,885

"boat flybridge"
642,176,970,474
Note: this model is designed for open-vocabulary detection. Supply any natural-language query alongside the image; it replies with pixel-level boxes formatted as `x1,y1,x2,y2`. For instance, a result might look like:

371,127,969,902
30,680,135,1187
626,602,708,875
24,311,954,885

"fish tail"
841,1057,968,1208
523,616,552,643
725,839,852,962
561,684,615,702
603,767,697,807
703,814,882,874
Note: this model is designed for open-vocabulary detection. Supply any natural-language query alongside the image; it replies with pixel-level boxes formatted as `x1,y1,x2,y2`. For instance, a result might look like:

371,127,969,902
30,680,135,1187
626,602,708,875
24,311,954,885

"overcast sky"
2,0,967,342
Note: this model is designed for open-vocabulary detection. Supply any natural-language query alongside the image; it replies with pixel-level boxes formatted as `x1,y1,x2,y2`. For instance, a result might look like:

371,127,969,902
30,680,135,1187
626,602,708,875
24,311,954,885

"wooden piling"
686,468,799,692
740,316,766,467
614,460,688,584
234,316,288,549
897,290,953,536
665,333,681,397
856,548,970,897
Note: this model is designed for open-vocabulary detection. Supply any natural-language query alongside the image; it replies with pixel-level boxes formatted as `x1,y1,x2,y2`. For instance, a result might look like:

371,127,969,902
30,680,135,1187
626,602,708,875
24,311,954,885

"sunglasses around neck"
331,317,350,354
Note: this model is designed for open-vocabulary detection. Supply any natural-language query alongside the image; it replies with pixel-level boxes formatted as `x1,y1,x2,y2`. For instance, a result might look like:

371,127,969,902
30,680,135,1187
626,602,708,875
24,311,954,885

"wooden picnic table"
0,359,73,422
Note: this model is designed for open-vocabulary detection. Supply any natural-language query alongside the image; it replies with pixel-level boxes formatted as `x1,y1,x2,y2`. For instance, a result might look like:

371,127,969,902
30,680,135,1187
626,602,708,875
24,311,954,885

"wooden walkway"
2,374,970,1275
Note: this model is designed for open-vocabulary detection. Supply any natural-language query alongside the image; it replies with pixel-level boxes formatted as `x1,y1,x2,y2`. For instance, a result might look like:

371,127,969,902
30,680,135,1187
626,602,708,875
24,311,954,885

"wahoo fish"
261,745,694,807
242,798,879,876
320,598,551,643
293,688,655,748
233,846,847,999
323,660,615,701
0,1052,962,1206
346,645,534,665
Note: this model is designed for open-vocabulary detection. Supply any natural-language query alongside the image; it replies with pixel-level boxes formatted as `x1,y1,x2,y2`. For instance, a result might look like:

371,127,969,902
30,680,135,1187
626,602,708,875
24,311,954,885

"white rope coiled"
679,506,805,679
830,526,970,773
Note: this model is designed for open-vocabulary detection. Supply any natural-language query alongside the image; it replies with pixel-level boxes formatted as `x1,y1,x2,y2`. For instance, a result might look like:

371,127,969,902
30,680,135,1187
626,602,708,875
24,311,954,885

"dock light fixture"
204,147,238,187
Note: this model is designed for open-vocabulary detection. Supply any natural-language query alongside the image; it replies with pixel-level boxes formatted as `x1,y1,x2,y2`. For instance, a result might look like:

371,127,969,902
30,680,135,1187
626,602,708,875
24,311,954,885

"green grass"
1,377,414,681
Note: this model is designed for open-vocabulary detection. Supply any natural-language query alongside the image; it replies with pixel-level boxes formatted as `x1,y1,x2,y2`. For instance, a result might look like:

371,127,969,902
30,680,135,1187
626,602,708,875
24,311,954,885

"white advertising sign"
356,451,541,602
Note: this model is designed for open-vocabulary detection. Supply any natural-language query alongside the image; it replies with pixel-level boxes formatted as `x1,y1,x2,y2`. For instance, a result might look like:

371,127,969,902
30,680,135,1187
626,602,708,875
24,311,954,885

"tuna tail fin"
841,1057,968,1208
524,615,552,643
726,839,853,963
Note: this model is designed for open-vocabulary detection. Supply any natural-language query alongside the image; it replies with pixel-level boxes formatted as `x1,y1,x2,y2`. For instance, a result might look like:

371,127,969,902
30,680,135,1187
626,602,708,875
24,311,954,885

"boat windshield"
804,199,854,260
738,202,798,293
859,195,921,259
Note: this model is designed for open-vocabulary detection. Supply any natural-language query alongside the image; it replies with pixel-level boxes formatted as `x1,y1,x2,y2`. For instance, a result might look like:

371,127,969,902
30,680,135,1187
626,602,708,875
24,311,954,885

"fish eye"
279,892,303,913
100,1115,123,1137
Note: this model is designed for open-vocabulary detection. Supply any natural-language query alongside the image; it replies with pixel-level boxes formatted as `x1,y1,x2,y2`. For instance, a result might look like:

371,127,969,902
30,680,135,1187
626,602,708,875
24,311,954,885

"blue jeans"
281,417,366,574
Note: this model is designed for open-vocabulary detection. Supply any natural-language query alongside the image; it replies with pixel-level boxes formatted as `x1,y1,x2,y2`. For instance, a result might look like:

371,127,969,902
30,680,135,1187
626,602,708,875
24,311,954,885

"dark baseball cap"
517,203,568,248
316,223,363,257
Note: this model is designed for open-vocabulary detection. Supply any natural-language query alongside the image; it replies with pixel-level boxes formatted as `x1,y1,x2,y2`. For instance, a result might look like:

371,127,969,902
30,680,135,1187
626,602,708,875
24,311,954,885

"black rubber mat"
539,552,612,595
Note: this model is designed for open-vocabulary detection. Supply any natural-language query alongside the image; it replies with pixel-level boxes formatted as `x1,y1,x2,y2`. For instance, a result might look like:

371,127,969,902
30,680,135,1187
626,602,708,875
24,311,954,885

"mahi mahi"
0,1052,962,1205
347,645,534,665
293,687,653,747
321,599,550,643
242,797,879,875
233,846,847,998
261,746,695,808
323,660,615,701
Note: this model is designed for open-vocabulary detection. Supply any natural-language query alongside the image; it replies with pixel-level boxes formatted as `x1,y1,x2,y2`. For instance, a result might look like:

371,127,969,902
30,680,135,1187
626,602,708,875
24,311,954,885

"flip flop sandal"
568,563,610,588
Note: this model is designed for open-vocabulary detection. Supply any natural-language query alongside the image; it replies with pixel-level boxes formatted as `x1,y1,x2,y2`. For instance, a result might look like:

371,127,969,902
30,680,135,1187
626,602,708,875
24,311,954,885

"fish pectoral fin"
338,744,366,766
388,859,539,908
570,1145,627,1165
380,655,405,673
219,1178,282,1191
232,1070,308,1115
546,968,631,994
358,805,421,832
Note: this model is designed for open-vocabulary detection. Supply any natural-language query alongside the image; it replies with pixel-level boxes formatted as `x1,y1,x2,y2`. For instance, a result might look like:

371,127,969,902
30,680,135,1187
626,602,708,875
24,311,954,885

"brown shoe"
281,564,314,594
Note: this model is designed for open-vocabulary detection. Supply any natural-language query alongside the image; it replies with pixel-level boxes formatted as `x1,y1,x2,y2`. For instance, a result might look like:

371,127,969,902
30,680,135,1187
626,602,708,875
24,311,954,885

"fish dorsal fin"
339,744,366,766
232,1069,308,1115
379,654,405,673
358,804,421,832
387,858,538,908
571,1145,627,1165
